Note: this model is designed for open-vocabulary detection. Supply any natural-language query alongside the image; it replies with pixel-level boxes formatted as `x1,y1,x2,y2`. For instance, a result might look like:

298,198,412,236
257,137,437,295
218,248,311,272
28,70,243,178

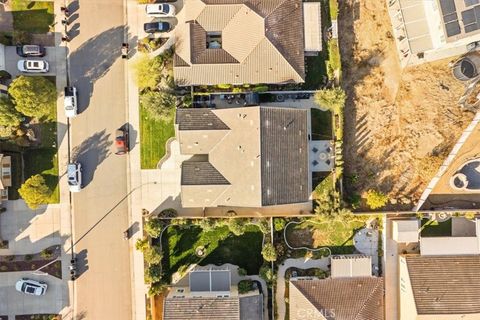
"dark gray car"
144,21,171,33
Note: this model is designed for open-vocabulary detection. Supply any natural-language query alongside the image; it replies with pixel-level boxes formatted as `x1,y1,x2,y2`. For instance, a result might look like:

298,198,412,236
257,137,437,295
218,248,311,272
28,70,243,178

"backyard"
284,217,368,254
420,218,452,237
11,0,54,33
311,109,332,140
162,224,263,281
140,106,175,169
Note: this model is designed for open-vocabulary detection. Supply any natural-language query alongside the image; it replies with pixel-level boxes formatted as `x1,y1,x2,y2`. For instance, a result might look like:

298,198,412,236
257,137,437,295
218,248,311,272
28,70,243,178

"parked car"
67,162,82,192
15,278,47,296
144,21,171,33
145,3,176,17
16,45,46,57
64,86,78,118
17,60,49,73
115,128,129,155
467,40,480,51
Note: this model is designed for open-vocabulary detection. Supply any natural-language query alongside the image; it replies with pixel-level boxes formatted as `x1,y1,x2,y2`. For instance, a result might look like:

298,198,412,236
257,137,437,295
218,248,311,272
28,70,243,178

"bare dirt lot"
339,0,475,210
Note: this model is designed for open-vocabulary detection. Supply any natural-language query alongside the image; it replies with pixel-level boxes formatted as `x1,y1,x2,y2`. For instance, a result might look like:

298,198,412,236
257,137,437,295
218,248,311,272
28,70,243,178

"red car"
115,128,129,155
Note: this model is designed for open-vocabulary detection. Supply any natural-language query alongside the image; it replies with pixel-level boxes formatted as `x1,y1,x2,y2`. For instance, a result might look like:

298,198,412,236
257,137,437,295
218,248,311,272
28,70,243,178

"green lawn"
329,0,338,19
420,218,452,237
162,224,263,281
11,0,54,33
311,109,332,140
285,218,367,254
140,105,175,169
303,54,328,90
22,122,59,204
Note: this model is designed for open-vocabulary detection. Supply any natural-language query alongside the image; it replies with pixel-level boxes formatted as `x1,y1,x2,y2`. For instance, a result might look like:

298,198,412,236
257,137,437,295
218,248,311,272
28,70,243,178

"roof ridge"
355,278,383,320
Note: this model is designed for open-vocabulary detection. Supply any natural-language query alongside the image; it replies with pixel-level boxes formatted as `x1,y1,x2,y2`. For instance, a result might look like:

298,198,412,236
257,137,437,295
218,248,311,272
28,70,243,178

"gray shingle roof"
182,161,230,185
290,278,384,320
176,108,230,130
164,297,240,320
260,107,309,205
406,255,480,315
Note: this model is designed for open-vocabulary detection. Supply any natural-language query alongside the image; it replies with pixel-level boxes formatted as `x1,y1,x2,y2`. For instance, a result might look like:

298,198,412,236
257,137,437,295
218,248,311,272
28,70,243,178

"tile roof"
176,108,230,130
174,0,305,85
181,161,230,185
405,255,480,315
164,297,240,320
260,107,308,205
289,278,384,320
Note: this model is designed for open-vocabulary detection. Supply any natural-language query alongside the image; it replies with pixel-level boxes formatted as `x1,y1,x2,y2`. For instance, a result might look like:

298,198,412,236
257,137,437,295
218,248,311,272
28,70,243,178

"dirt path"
339,0,474,210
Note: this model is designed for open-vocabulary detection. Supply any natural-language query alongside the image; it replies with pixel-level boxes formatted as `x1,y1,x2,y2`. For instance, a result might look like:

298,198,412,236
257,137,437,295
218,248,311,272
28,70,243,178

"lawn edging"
283,220,331,256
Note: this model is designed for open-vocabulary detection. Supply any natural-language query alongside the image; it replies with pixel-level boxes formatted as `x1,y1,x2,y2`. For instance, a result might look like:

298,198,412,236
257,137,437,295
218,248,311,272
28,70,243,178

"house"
176,106,309,209
164,266,262,320
173,0,321,86
388,0,480,67
0,154,12,203
399,255,480,319
289,255,384,320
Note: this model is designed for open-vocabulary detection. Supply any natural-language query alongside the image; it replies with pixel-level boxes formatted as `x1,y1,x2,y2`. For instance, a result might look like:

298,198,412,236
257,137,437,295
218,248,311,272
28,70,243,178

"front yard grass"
285,218,367,254
140,105,175,169
11,0,54,33
162,224,263,281
420,218,452,237
311,108,332,140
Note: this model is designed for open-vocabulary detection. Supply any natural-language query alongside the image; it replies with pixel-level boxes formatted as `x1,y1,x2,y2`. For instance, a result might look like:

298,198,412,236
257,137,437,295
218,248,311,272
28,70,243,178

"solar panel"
465,0,480,6
475,5,480,23
465,23,479,32
444,12,458,22
462,9,476,24
439,0,457,15
445,21,462,36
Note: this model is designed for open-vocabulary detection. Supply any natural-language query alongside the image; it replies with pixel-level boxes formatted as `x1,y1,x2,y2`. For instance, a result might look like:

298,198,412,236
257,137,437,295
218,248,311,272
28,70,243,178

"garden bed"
0,245,62,278
15,315,60,320
420,218,452,237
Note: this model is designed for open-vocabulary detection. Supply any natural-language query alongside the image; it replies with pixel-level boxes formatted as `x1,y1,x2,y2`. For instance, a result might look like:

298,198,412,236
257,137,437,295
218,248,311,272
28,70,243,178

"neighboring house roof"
177,106,309,207
420,236,480,255
176,108,230,130
174,0,305,85
392,219,419,243
289,278,384,320
330,255,372,278
164,297,240,320
405,255,480,315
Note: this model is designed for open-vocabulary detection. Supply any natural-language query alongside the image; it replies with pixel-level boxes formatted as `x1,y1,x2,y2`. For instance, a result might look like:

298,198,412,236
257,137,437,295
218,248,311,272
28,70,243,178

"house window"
207,32,222,49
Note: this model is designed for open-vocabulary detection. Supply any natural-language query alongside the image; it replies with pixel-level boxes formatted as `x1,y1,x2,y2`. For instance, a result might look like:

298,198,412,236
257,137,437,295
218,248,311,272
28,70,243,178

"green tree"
144,218,164,238
0,96,23,127
257,218,270,234
261,242,277,262
144,264,162,284
274,218,286,232
133,54,163,89
259,264,275,286
18,174,52,209
8,76,56,120
238,280,253,294
140,90,176,121
237,267,247,276
143,246,163,265
228,218,246,236
135,237,149,251
148,280,168,296
197,218,217,231
314,87,346,114
365,189,389,210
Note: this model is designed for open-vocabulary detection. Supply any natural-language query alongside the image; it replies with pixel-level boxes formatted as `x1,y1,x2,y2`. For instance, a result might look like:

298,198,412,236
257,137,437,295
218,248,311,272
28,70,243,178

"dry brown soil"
339,0,474,209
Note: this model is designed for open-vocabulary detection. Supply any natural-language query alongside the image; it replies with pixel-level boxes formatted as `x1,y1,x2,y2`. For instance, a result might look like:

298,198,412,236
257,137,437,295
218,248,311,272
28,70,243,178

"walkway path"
276,258,330,320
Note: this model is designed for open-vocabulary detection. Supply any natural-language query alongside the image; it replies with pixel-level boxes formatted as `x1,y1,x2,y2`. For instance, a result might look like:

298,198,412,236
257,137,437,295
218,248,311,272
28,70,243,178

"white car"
67,162,82,192
17,59,49,73
15,278,47,296
64,86,78,118
145,3,176,17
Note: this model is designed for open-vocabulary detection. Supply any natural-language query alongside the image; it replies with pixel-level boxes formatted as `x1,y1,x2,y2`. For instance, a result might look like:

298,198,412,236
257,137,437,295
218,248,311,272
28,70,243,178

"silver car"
67,162,82,192
15,278,48,296
17,59,49,73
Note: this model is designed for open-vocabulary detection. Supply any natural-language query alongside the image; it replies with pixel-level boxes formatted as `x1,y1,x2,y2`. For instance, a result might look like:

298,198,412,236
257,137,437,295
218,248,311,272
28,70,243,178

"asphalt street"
67,0,132,319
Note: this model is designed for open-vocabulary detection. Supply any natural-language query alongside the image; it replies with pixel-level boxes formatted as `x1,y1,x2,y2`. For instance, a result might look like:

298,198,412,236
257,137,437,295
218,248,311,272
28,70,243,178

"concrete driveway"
0,271,66,318
4,46,62,78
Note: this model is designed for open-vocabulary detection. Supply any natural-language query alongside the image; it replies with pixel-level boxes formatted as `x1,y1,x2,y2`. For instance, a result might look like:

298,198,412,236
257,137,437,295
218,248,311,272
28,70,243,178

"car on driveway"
64,86,78,118
67,162,82,192
17,59,49,73
144,21,171,33
145,3,176,17
115,128,129,155
15,278,47,296
16,45,46,57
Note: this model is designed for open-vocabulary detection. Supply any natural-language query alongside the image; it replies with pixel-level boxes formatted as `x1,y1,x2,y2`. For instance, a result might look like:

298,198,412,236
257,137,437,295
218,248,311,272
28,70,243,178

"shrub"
143,246,163,265
133,54,163,89
135,237,149,252
261,243,277,262
140,90,176,121
257,218,270,234
274,218,286,232
197,218,217,231
18,175,52,209
148,280,168,296
252,84,269,92
228,218,247,236
144,264,162,284
238,280,254,294
238,267,247,276
159,208,177,218
259,264,275,286
144,218,164,238
0,265,7,271
365,189,389,210
5,255,14,261
171,218,188,226
314,87,346,114
40,249,53,259
216,84,231,90
8,76,56,120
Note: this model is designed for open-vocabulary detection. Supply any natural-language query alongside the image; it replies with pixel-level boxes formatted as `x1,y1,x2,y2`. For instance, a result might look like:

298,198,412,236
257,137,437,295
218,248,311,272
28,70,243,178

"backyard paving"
353,227,379,275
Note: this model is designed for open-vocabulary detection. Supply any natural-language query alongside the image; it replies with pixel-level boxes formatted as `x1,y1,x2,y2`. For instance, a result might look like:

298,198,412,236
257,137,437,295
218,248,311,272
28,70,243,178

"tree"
8,76,56,120
140,90,176,121
257,218,270,234
18,174,52,209
135,237,149,252
148,280,168,296
274,218,286,232
237,267,247,276
144,218,164,238
259,264,275,286
0,96,23,127
133,54,163,89
238,280,253,294
365,189,389,210
314,87,346,114
143,246,163,265
197,218,217,231
144,264,162,284
261,242,277,262
228,218,246,236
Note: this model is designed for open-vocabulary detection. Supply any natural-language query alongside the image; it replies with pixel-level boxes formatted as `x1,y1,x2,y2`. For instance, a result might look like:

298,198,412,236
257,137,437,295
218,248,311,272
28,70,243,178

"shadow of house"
71,130,112,187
